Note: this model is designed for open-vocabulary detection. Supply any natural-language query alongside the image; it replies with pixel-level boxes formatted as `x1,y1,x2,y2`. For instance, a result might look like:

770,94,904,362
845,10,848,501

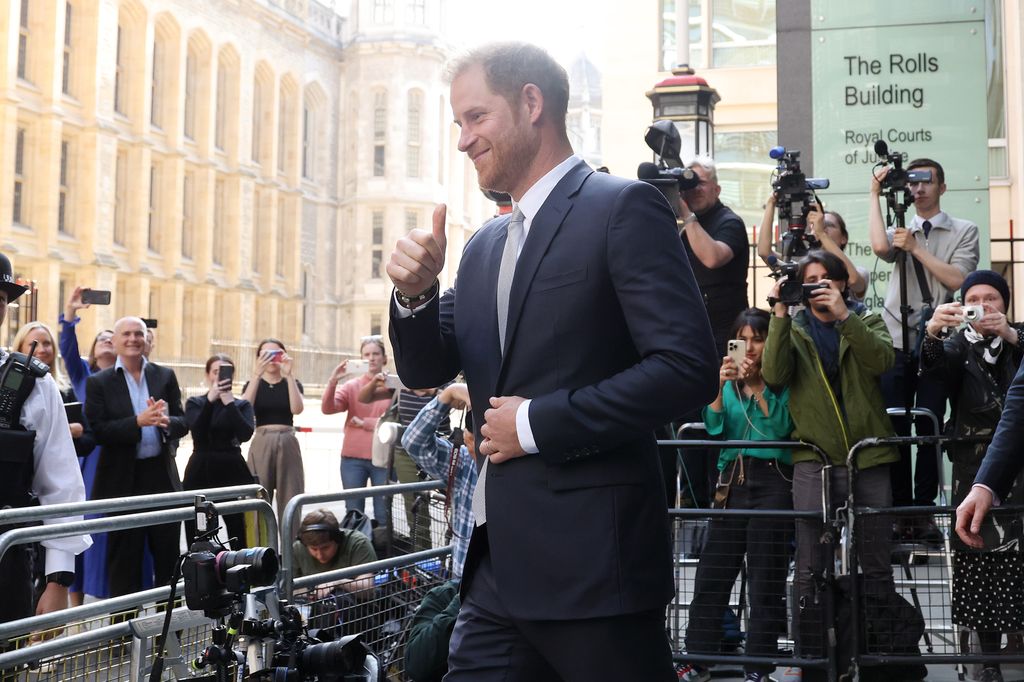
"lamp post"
646,67,720,164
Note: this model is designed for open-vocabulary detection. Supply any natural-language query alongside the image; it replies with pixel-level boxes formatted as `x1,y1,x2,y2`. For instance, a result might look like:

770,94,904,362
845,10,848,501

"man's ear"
521,83,544,125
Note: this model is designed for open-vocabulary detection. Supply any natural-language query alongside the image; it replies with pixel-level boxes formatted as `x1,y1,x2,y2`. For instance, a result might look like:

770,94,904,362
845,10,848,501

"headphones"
297,521,344,546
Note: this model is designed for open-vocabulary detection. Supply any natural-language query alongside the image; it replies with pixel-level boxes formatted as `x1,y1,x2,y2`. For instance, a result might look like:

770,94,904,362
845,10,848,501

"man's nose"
457,126,474,153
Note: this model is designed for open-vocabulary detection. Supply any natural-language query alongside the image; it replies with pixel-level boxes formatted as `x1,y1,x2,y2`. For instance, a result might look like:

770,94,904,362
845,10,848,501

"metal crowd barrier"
659,439,836,678
0,499,278,680
843,433,1024,681
290,545,454,681
279,480,447,598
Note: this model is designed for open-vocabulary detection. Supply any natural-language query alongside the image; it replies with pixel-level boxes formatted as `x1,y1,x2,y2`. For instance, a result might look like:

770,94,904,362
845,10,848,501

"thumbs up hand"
387,203,448,298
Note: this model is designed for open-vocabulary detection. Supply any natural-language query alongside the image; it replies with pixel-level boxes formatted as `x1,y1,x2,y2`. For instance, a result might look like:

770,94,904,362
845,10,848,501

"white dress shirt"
9,353,92,574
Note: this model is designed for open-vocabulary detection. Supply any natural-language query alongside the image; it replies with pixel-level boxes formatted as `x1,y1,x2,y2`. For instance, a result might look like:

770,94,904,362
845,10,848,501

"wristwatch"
46,571,75,587
682,214,698,227
396,280,438,308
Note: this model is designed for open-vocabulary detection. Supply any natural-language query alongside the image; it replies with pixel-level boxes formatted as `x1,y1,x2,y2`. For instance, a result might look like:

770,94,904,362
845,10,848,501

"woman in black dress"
184,353,256,549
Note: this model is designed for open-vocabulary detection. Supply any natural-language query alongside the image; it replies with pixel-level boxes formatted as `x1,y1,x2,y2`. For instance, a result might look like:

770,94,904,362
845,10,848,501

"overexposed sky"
446,0,614,68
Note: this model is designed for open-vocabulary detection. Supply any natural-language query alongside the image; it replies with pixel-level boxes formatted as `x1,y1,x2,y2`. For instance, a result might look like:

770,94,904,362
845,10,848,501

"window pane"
986,0,1005,139
374,145,385,176
711,0,776,67
712,130,776,233
661,0,703,71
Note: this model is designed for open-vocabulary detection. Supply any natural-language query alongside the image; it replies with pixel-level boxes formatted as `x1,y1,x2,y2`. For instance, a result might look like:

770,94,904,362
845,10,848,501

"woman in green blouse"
680,308,794,682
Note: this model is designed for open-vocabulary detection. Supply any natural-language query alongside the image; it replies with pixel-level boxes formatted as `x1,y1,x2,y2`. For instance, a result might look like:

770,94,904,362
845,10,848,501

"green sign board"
807,2,989,310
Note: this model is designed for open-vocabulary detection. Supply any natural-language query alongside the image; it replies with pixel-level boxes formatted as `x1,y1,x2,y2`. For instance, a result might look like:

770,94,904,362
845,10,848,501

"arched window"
215,47,240,155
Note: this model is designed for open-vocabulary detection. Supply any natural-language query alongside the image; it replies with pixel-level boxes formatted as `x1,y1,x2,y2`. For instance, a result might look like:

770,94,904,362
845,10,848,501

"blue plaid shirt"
401,396,476,579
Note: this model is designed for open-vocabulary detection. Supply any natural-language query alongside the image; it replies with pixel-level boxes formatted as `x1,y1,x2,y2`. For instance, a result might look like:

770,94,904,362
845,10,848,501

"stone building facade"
0,0,491,363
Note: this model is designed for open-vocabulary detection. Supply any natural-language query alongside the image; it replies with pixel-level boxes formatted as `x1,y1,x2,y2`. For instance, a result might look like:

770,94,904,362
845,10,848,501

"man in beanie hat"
867,157,980,531
0,251,90,624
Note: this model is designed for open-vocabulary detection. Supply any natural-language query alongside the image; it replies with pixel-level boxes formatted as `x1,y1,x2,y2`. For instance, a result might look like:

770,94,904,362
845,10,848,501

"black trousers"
881,351,947,506
685,457,793,674
445,547,675,682
183,448,254,550
107,458,182,596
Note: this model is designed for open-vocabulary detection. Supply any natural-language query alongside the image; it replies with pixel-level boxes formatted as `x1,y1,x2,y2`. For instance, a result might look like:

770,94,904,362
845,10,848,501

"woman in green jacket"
761,250,898,668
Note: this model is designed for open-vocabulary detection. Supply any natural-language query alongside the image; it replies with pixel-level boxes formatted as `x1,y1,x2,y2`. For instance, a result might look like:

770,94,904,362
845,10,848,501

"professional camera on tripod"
762,147,830,306
637,120,701,216
871,140,934,416
769,146,830,263
147,496,379,682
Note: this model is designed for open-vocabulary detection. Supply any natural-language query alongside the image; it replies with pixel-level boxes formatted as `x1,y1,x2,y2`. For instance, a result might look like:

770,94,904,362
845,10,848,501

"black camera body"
873,140,932,192
183,542,279,617
770,147,830,232
246,607,371,682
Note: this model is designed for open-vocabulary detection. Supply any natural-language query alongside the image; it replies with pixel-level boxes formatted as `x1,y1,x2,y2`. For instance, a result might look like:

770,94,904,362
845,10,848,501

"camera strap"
148,554,186,682
910,254,933,306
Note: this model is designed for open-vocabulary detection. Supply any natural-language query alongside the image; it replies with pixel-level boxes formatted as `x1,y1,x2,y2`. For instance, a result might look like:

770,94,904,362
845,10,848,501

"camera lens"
215,547,279,587
300,639,365,676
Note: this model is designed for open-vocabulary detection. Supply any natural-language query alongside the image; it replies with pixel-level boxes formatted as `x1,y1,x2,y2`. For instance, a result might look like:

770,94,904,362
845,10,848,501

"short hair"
798,249,849,283
448,42,570,137
299,509,339,546
728,308,771,341
256,338,286,356
907,158,945,185
204,353,233,374
686,155,718,184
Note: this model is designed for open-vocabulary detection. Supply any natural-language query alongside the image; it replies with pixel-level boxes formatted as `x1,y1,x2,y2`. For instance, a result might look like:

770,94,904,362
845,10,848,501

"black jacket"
86,361,188,499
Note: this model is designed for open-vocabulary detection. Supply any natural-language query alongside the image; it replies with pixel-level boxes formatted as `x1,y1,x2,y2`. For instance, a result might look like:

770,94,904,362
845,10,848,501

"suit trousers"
247,426,304,522
444,545,675,682
685,457,793,674
107,457,182,597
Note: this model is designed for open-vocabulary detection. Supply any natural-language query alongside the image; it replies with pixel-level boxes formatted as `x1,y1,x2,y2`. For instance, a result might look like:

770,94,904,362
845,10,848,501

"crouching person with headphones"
293,509,377,598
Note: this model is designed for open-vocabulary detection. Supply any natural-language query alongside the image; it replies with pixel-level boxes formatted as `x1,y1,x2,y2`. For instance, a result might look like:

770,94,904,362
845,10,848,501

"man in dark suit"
387,42,718,681
86,316,188,596
956,359,1024,548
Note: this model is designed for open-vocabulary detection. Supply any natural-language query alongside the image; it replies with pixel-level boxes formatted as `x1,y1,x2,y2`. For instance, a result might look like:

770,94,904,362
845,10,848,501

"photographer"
921,271,1023,682
761,250,898,665
292,509,377,597
869,158,980,521
757,196,867,300
678,156,749,355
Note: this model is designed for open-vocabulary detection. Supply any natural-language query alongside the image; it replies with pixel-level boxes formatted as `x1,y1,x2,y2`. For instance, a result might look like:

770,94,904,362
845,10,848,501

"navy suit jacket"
86,362,188,500
976,359,1024,500
390,160,718,620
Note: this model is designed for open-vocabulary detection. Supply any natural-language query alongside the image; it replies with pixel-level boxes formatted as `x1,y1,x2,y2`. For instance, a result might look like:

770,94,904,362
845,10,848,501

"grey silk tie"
472,208,524,526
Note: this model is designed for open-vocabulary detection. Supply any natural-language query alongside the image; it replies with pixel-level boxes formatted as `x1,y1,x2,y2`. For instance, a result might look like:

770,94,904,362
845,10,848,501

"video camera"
769,146,829,261
637,120,701,217
168,496,377,682
873,140,932,194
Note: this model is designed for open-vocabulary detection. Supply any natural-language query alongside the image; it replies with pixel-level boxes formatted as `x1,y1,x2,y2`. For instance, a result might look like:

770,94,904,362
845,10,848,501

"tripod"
882,182,917,420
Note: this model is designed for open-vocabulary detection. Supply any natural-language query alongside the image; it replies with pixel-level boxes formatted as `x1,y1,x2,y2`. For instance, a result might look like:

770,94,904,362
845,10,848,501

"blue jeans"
340,456,389,526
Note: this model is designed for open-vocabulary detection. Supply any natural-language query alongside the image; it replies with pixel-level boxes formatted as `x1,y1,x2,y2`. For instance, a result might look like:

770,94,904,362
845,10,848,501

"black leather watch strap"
46,571,75,587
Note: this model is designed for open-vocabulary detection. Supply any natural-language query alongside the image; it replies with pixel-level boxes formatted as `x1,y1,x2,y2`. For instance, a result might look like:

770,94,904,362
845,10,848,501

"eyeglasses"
360,335,383,343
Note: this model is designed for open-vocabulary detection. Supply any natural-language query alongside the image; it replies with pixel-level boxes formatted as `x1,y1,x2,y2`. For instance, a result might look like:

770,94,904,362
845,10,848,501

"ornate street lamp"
646,67,720,166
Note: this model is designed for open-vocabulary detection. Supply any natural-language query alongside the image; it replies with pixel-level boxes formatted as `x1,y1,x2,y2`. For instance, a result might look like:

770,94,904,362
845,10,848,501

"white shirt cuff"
973,483,1000,507
45,548,77,575
516,399,538,454
393,290,436,318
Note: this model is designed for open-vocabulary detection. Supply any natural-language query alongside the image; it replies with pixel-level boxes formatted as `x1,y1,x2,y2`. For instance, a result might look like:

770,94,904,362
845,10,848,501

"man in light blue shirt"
86,316,188,596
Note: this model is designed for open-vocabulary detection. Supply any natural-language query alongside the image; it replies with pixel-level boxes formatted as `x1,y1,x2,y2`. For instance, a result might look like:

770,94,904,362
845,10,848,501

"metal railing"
279,480,446,597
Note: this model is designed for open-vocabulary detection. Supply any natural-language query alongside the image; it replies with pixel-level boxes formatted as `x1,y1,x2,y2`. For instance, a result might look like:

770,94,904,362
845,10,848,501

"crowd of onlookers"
5,151,1024,682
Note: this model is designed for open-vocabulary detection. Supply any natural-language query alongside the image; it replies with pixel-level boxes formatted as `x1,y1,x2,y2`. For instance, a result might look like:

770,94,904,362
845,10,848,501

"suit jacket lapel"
498,161,592,380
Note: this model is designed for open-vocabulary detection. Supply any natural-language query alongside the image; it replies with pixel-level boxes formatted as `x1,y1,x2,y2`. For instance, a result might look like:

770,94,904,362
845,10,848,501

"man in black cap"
0,252,90,624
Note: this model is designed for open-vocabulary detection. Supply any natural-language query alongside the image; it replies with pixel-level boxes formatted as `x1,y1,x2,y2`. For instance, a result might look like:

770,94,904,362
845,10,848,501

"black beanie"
961,269,1010,310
